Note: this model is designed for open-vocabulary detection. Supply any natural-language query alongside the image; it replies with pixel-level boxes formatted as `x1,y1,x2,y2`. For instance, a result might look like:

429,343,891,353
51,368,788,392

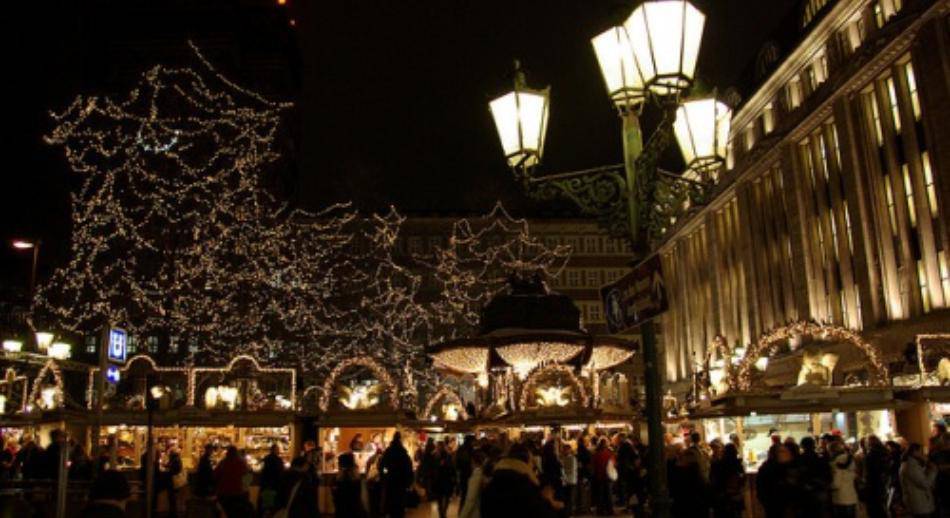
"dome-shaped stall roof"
428,273,637,375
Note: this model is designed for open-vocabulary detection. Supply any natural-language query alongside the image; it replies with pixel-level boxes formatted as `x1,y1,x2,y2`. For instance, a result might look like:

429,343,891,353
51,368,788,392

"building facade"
659,0,950,385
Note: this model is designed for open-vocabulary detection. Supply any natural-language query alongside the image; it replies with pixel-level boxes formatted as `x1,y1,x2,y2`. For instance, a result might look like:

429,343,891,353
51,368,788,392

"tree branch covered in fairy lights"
35,47,571,395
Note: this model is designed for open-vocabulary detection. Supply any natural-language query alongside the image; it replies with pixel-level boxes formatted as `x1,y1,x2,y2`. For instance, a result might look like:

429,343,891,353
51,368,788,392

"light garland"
422,385,469,421
318,356,397,411
191,354,296,409
431,347,489,374
518,364,589,410
586,345,636,371
497,342,586,377
86,354,190,410
733,321,889,391
28,360,66,411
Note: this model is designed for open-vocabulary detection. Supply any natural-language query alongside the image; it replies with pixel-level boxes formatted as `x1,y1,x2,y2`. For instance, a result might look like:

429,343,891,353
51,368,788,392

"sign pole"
92,326,108,470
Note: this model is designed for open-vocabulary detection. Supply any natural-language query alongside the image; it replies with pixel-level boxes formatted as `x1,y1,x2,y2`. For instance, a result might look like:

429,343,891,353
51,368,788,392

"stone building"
658,0,950,388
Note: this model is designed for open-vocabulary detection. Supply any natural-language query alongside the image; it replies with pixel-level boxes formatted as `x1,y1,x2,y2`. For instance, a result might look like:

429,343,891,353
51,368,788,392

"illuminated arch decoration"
191,354,296,409
734,321,889,391
86,355,191,410
29,360,66,411
299,385,323,413
319,356,397,412
519,364,589,410
422,386,468,421
0,368,29,413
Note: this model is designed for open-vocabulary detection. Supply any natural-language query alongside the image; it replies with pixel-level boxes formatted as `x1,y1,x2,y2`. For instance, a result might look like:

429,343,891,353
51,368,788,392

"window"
884,176,898,235
815,52,829,84
818,133,830,181
589,303,603,323
127,336,137,354
567,270,581,287
726,141,735,169
763,103,775,134
787,78,803,109
844,15,866,52
85,336,97,354
586,270,601,288
918,260,931,313
744,126,756,151
940,251,950,301
147,336,159,354
886,77,902,133
868,91,884,146
585,237,600,254
844,201,855,254
904,62,921,121
902,164,917,228
922,152,939,219
605,239,617,254
408,236,424,255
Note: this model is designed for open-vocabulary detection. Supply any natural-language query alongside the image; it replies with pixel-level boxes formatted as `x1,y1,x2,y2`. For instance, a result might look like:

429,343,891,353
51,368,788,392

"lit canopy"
623,0,705,96
592,26,646,109
489,65,550,170
674,98,731,179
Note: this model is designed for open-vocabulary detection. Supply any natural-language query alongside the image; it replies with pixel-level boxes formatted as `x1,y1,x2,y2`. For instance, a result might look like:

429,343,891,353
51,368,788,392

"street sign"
600,254,668,334
105,365,121,385
107,328,127,364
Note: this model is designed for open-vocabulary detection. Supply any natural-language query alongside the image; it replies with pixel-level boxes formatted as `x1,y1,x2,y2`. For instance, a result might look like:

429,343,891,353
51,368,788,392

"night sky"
4,0,800,294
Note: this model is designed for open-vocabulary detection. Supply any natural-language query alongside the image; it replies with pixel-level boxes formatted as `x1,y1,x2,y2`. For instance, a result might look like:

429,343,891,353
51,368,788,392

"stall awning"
689,386,906,418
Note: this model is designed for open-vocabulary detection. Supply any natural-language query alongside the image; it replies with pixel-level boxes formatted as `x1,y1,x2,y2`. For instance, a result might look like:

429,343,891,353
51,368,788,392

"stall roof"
690,386,906,418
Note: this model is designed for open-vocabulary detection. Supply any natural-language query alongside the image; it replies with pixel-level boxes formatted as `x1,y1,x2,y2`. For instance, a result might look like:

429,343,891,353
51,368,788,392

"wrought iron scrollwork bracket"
524,164,632,240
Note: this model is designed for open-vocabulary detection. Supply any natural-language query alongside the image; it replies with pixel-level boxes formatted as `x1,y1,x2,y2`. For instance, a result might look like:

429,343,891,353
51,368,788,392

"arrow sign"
600,254,669,334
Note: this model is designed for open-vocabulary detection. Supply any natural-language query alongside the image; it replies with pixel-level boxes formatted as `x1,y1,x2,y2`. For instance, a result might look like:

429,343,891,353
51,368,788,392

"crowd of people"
3,422,950,518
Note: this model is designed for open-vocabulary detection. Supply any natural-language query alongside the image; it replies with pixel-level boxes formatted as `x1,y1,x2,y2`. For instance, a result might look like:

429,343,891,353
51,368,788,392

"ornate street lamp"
624,0,705,96
674,97,731,181
35,331,55,353
487,2,712,516
592,26,646,111
488,61,550,171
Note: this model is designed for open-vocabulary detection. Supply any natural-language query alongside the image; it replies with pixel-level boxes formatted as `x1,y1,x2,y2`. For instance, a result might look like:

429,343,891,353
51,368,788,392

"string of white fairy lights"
35,45,572,401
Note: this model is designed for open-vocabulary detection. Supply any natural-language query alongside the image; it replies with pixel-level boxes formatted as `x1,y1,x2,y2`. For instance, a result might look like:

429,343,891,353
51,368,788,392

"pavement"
406,498,634,518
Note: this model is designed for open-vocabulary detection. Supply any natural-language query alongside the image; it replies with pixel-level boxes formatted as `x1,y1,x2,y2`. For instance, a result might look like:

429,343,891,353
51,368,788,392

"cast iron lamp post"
488,2,730,516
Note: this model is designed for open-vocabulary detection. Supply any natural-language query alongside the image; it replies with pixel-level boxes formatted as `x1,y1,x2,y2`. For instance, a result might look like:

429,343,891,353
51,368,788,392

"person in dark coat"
68,443,93,481
433,442,457,518
481,442,561,518
215,446,252,517
15,440,42,479
417,437,437,498
456,435,475,508
259,444,285,515
669,448,710,518
333,452,367,518
380,432,414,518
862,435,890,518
194,444,216,498
757,444,799,518
616,435,637,510
279,456,319,518
540,438,564,496
576,434,593,514
81,469,131,518
797,437,832,517
710,443,745,518
42,429,65,481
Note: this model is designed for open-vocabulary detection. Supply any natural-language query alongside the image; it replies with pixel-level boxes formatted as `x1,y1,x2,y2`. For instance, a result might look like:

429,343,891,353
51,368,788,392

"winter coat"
458,466,485,518
279,468,319,518
480,458,558,518
433,454,457,497
592,448,615,482
830,452,858,506
214,455,250,498
260,452,284,490
899,457,937,515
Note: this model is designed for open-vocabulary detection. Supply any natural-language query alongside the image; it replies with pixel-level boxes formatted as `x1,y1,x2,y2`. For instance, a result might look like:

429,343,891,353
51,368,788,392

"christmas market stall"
0,344,93,449
894,334,950,437
426,275,638,442
303,355,419,515
688,322,903,468
87,354,190,469
186,355,297,471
